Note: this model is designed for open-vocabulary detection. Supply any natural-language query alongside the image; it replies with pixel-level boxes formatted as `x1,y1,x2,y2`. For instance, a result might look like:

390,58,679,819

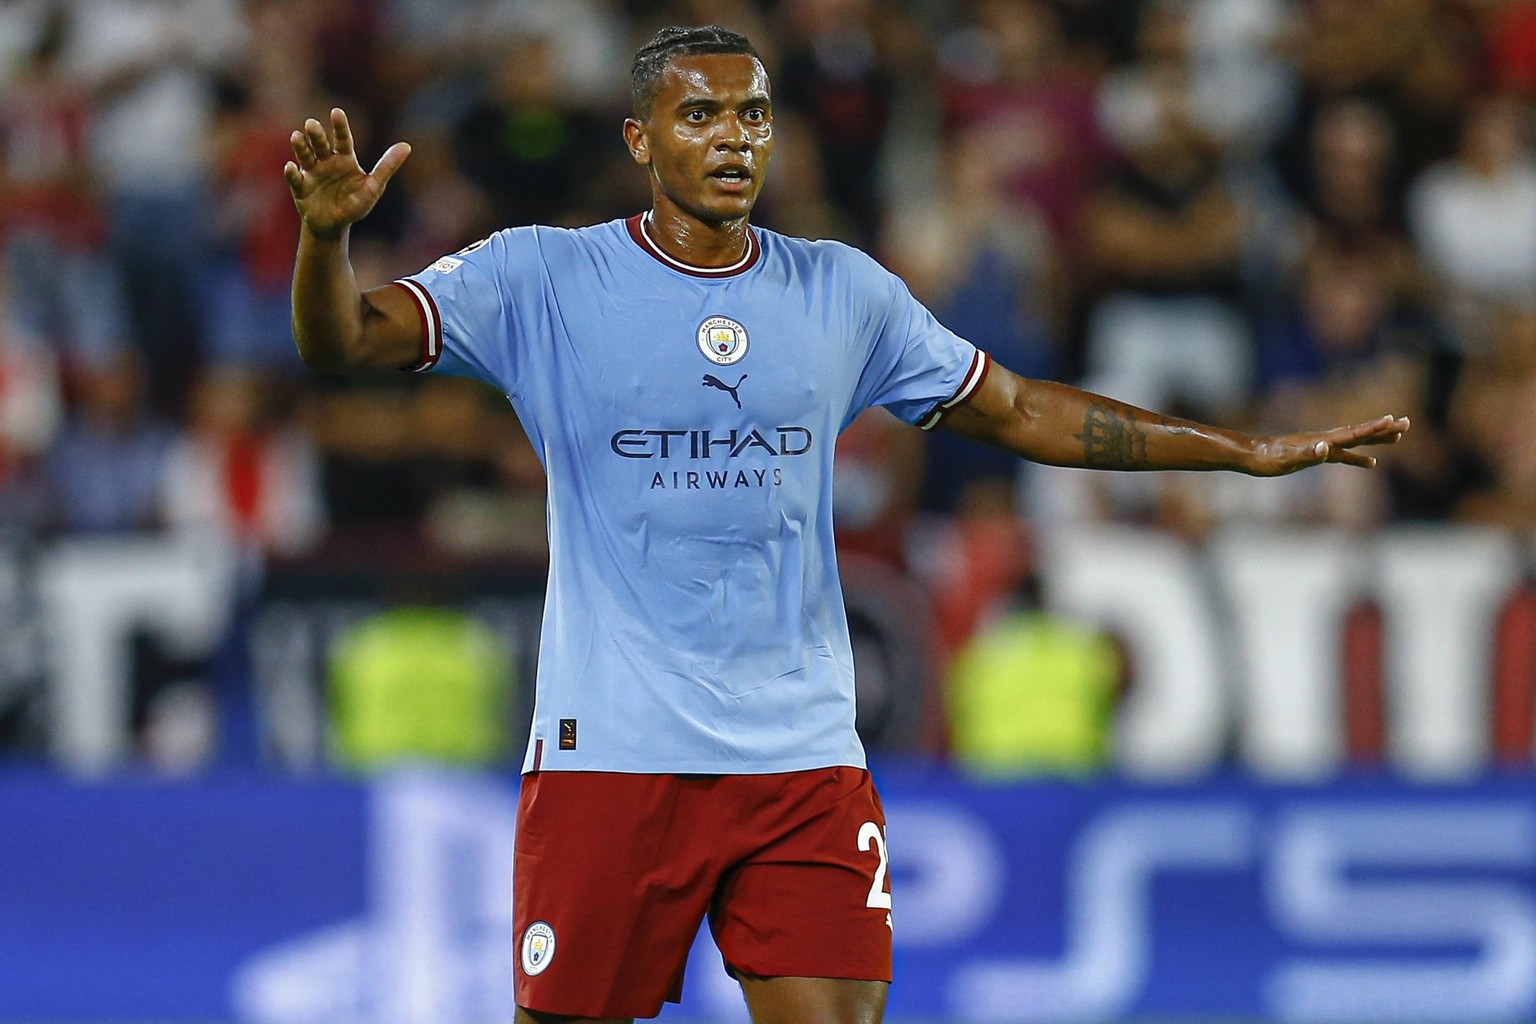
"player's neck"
645,204,752,270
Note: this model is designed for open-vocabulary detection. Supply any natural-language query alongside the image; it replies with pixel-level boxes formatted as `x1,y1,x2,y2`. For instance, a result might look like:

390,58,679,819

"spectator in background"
1482,0,1536,97
384,0,625,131
375,0,484,125
915,478,1035,663
0,271,62,535
1409,93,1536,348
308,375,525,552
945,570,1121,778
406,377,519,552
1100,0,1294,159
1179,0,1297,155
1303,99,1400,239
423,397,548,561
392,127,499,269
880,126,1059,512
775,0,903,245
752,109,858,241
664,0,776,64
1287,96,1460,521
0,3,129,370
160,369,325,559
204,0,318,373
64,0,246,413
883,127,1059,380
469,0,626,107
832,408,924,570
1097,1,1295,311
1293,98,1422,305
159,365,323,769
1284,0,1478,179
1448,305,1536,529
452,35,609,229
44,349,174,534
938,0,1108,245
1081,23,1254,422
1261,252,1425,416
1255,249,1429,526
307,378,430,543
329,601,514,771
306,0,386,109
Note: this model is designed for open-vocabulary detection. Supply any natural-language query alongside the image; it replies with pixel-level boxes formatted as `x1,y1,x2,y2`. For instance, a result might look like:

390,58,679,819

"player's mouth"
708,165,753,193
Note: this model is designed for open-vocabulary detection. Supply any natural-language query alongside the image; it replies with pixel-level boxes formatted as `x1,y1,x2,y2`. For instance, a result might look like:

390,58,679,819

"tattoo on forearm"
1075,405,1151,468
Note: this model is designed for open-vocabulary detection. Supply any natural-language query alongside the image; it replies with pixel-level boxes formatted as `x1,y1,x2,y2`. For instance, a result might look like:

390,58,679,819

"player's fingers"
1326,420,1382,446
1353,428,1406,448
1370,415,1411,443
331,107,354,156
370,141,412,186
1330,447,1376,469
1339,414,1411,446
290,129,315,168
1355,414,1406,440
283,160,304,192
1337,429,1404,450
304,117,332,158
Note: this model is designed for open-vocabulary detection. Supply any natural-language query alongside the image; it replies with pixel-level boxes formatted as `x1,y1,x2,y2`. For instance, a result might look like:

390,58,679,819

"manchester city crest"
520,921,556,976
697,315,750,366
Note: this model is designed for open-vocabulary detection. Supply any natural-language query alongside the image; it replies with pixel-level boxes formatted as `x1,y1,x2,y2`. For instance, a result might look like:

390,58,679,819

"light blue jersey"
395,214,989,774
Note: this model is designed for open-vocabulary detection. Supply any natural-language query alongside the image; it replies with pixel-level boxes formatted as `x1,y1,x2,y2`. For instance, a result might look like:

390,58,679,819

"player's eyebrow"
675,94,772,112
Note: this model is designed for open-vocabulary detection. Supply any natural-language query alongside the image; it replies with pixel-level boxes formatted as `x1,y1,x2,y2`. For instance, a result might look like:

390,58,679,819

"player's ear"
623,119,650,167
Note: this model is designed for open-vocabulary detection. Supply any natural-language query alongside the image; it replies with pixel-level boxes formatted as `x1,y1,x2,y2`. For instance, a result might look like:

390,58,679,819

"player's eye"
686,109,709,123
744,108,767,123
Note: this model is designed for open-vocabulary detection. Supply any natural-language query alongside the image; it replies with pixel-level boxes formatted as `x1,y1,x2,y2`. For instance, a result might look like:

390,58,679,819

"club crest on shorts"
520,921,556,976
697,316,749,366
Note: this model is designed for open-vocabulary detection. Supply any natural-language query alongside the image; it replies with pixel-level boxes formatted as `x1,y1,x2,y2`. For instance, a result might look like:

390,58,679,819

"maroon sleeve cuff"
917,350,991,431
390,279,443,373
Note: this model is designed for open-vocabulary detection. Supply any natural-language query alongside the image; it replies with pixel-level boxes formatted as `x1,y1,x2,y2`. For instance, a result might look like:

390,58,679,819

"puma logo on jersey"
702,373,747,409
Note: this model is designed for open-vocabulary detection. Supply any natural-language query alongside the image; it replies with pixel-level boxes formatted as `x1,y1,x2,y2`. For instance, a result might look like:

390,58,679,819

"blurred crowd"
3,0,1536,769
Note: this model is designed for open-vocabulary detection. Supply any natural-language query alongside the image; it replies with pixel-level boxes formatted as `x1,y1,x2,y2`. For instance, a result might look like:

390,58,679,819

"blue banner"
2,768,1535,1022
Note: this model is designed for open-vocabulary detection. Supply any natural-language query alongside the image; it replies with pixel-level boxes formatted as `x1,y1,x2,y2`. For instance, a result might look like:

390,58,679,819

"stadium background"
3,0,1536,1021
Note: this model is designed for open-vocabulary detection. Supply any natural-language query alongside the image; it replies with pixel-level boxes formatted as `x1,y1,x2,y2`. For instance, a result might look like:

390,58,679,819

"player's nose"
713,113,749,148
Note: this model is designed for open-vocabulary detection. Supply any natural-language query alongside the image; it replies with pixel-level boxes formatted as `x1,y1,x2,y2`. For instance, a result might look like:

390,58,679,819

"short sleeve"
391,228,544,394
849,250,990,430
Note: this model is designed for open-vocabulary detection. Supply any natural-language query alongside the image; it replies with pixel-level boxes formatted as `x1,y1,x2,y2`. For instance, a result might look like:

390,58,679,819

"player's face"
627,53,773,224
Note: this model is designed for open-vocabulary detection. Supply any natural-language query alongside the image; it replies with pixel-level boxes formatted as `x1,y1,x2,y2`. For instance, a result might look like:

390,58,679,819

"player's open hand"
1247,414,1411,476
284,108,410,240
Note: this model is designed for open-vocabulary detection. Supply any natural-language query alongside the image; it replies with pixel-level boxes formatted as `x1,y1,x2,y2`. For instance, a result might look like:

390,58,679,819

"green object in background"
947,610,1120,777
329,606,513,770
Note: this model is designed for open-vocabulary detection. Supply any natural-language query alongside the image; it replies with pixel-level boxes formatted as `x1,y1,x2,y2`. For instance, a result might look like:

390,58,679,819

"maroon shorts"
512,766,893,1019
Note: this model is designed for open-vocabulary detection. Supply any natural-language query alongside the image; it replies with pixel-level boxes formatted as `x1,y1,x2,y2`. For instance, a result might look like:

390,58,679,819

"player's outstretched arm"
286,107,421,372
939,362,1409,476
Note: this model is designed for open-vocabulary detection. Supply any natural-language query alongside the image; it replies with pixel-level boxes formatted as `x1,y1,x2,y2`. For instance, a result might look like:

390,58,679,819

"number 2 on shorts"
857,820,892,911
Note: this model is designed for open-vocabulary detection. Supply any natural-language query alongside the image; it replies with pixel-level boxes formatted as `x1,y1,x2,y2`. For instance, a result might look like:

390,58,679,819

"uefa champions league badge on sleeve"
698,316,749,366
520,921,556,976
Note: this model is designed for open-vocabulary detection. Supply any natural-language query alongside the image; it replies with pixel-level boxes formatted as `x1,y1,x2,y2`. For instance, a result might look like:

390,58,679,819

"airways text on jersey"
648,466,786,491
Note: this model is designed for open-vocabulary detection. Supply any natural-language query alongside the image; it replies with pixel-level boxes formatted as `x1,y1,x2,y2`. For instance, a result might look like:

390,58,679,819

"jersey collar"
626,212,762,278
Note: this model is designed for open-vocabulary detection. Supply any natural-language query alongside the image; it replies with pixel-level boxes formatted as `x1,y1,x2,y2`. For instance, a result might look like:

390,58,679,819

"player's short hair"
631,25,762,120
